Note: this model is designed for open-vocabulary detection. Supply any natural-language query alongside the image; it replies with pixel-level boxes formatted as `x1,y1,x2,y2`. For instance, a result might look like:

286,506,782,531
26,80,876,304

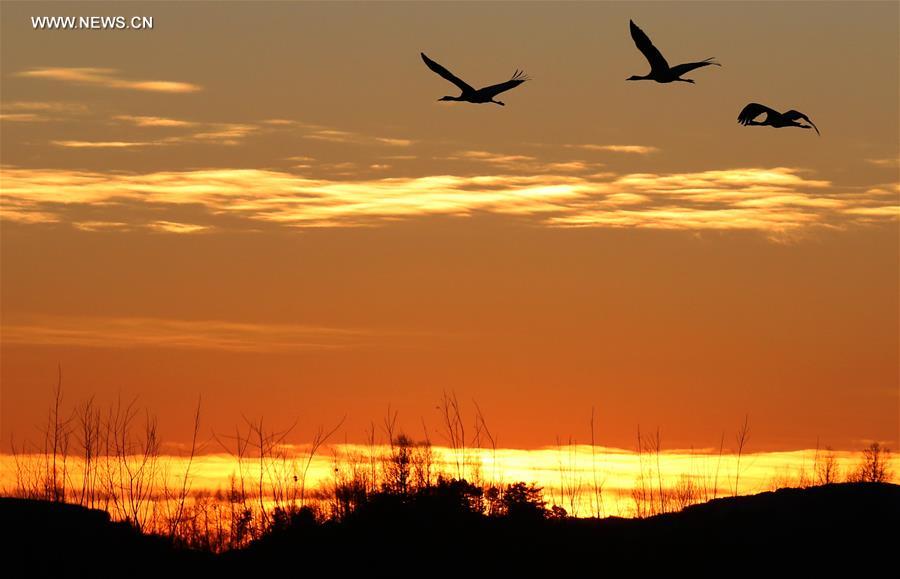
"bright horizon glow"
4,444,897,520
1,1,897,455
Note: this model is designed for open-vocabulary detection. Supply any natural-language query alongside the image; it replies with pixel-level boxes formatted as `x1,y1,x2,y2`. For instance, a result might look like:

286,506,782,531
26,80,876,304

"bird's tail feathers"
511,69,532,82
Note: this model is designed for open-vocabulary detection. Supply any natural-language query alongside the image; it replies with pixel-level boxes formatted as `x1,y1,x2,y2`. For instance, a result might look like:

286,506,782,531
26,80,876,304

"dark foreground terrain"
2,483,898,577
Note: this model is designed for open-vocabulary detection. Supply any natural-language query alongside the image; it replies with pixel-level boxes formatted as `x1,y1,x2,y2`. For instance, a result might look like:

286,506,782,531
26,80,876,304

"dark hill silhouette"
0,498,211,577
2,483,897,576
227,482,898,575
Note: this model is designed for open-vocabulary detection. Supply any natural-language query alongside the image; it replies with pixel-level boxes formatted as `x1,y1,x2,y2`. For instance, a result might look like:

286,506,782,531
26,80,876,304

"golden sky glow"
3,166,895,234
16,67,202,93
4,446,898,519
1,1,897,454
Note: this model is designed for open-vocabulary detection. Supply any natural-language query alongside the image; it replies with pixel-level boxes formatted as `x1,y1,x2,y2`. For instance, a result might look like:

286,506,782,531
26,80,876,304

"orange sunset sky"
1,1,897,453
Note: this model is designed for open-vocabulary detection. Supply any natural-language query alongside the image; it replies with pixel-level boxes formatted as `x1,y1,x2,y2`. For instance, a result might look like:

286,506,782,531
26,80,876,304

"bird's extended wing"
421,52,475,94
783,110,820,135
669,58,721,78
629,20,669,72
480,70,530,98
737,102,779,126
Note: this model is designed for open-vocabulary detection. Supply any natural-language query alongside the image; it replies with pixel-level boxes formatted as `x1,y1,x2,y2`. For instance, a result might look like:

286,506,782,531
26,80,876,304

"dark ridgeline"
3,483,898,576
626,20,721,84
738,103,821,135
0,497,211,577
420,52,529,106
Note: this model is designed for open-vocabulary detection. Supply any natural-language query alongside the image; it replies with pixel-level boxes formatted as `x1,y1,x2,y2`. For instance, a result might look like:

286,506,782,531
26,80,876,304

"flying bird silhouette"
737,103,820,135
420,52,529,106
627,20,720,84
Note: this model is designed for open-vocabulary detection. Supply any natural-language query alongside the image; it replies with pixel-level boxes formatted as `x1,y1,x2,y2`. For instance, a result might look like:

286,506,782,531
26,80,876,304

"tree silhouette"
849,443,892,483
500,482,547,521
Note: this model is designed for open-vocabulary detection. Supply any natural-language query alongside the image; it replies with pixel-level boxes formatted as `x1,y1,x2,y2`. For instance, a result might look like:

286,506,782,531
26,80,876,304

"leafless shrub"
589,407,605,518
473,402,499,489
438,391,467,481
76,396,102,508
165,397,202,540
555,435,583,517
848,442,892,483
632,426,669,516
815,447,839,485
101,396,161,531
733,415,750,496
672,474,700,511
43,366,73,502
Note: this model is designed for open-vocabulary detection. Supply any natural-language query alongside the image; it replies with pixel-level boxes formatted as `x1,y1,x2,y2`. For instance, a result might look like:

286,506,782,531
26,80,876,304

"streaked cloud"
1,101,88,122
187,123,258,145
147,221,210,234
844,206,899,217
114,115,197,128
2,101,88,113
0,207,60,224
445,150,596,174
17,67,201,93
52,121,258,148
452,150,537,164
1,315,378,352
52,140,156,148
72,221,131,232
1,166,894,236
600,193,651,206
1,113,48,122
376,137,414,147
569,144,660,154
70,220,209,234
300,125,414,147
548,168,860,235
43,115,406,150
0,167,588,227
866,157,900,168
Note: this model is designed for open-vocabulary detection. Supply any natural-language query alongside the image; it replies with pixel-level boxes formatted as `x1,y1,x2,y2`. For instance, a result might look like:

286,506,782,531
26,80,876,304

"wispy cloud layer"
52,140,154,148
17,68,201,93
1,315,378,352
0,113,49,122
568,144,660,155
444,150,597,173
300,126,414,147
114,115,197,128
41,115,410,150
866,158,900,168
0,101,89,122
50,121,260,148
2,166,895,236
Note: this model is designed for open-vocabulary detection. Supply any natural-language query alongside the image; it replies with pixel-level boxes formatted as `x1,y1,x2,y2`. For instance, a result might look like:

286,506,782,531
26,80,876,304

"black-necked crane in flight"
737,103,820,135
420,52,529,106
627,20,720,84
